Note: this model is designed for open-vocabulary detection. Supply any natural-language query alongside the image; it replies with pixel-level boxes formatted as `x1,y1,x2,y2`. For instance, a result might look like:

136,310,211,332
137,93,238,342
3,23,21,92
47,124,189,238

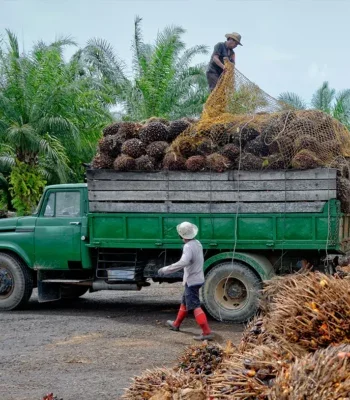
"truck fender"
204,251,275,281
0,243,33,269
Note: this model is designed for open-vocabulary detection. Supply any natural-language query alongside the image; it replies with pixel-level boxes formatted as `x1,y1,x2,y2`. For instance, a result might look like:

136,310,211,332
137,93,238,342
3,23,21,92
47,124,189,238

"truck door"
34,189,83,269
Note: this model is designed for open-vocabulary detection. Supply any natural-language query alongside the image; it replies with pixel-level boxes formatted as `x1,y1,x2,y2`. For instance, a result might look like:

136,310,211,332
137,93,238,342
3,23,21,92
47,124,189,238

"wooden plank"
86,168,337,182
89,190,336,202
89,201,327,214
86,170,228,181
230,169,337,181
88,179,336,192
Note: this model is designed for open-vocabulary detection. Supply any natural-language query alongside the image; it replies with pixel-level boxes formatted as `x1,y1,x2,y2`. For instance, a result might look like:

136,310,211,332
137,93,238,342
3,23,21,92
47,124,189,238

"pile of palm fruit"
123,272,350,400
93,111,350,174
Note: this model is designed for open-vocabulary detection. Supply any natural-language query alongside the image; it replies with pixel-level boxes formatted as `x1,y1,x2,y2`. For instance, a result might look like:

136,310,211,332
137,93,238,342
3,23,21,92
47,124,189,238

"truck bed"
86,168,350,253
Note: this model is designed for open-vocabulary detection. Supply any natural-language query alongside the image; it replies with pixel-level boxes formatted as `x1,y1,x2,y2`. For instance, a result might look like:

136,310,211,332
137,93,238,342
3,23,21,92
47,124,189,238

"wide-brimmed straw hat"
177,222,199,240
225,32,243,45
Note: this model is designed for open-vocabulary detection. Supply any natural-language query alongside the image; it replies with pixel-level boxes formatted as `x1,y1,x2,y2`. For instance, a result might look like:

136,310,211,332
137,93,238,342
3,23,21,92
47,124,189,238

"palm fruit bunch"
163,152,186,170
294,135,320,154
121,138,145,158
270,345,350,400
177,343,224,375
209,123,231,146
113,155,136,171
176,136,197,158
98,135,121,158
291,149,321,169
208,344,293,400
186,156,206,172
139,122,168,145
145,116,170,126
135,155,155,171
92,153,115,169
232,124,260,147
167,119,190,142
238,316,272,353
196,138,217,156
118,122,142,140
263,272,350,355
206,153,231,172
146,141,169,160
102,121,121,137
262,154,286,170
122,368,205,400
219,143,240,163
244,136,269,157
336,176,350,213
240,153,263,170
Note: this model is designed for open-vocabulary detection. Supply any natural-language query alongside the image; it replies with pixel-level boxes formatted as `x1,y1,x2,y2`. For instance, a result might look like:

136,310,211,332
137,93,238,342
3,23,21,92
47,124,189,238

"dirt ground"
0,283,244,400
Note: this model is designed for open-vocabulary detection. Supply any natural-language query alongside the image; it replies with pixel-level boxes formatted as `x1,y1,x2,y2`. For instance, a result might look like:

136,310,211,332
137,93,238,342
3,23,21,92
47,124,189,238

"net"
170,59,350,174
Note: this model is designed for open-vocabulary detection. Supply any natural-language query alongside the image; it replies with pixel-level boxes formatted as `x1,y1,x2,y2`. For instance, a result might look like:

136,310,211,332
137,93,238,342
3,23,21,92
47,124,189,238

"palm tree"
0,30,113,213
278,82,350,128
82,16,209,120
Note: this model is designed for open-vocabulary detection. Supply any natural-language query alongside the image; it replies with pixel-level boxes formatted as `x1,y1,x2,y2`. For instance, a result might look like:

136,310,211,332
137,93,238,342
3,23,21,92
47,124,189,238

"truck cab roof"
45,183,87,190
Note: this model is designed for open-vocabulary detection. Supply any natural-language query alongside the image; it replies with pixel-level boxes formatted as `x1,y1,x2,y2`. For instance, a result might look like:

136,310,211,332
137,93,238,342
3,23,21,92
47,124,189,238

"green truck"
0,168,348,322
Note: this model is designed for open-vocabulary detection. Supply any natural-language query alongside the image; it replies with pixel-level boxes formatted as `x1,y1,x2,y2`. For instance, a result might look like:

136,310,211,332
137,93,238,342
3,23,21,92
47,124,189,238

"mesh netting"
170,60,350,172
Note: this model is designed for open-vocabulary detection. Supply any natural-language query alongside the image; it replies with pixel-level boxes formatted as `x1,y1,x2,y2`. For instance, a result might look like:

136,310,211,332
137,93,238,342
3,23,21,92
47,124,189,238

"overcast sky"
1,0,349,103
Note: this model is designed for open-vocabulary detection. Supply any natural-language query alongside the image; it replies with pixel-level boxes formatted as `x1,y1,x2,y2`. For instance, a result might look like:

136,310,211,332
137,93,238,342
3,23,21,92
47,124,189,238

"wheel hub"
226,281,245,300
0,268,13,297
215,277,248,310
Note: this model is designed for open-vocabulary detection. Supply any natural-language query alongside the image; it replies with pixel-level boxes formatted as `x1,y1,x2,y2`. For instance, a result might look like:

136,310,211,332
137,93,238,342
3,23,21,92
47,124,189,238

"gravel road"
0,283,244,400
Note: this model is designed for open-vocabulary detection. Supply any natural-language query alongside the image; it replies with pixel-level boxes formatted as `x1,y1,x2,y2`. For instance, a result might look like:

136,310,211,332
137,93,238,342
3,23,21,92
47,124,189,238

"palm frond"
83,38,129,88
278,92,307,110
39,134,70,182
5,29,19,58
311,81,335,112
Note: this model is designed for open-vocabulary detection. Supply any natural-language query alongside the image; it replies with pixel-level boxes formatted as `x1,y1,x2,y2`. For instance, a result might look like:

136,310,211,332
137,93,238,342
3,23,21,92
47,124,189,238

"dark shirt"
207,42,235,75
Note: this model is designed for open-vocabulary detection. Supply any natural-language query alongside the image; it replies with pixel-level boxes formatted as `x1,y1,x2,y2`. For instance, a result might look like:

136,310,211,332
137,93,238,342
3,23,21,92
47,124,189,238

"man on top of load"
206,32,242,92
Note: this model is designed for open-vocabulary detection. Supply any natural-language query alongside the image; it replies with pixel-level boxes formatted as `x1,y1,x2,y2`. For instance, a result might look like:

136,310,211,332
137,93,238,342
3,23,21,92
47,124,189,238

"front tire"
0,253,33,311
202,262,261,323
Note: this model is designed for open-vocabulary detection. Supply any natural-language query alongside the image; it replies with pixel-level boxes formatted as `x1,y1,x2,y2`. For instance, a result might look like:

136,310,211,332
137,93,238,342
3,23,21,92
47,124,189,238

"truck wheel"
0,253,33,311
61,285,89,299
202,262,262,323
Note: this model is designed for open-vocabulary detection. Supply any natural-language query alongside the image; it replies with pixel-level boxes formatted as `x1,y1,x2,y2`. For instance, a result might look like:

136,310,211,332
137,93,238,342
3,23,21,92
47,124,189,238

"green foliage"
82,16,209,120
0,30,113,191
9,161,46,215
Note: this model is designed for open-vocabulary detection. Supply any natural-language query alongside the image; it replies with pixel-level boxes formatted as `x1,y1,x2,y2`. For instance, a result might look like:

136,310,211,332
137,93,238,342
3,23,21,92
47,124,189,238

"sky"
1,0,349,103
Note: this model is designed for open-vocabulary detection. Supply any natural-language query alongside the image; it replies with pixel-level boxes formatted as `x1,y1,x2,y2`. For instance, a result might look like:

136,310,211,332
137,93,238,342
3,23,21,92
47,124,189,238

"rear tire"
0,253,33,311
61,285,89,299
202,262,261,323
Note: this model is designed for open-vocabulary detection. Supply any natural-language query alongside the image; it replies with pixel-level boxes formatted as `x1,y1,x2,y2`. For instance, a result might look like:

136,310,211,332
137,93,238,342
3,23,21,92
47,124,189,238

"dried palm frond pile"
208,344,294,399
260,273,350,356
122,272,350,400
122,368,206,400
270,345,350,399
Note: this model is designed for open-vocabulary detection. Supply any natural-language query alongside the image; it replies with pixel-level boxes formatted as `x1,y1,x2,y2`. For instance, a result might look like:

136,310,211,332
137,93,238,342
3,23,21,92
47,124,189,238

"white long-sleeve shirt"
160,240,205,286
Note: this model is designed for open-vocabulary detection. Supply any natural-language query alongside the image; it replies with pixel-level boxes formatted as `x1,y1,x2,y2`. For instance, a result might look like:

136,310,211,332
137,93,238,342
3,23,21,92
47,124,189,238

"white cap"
176,222,199,239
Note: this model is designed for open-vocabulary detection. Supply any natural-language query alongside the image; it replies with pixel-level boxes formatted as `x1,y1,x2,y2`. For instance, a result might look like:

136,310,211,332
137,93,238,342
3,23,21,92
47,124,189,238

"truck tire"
202,262,261,323
0,253,33,311
61,285,89,299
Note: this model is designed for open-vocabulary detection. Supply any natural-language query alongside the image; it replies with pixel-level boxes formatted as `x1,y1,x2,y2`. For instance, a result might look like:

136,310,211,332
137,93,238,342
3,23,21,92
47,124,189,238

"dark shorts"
181,284,203,311
206,71,221,92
